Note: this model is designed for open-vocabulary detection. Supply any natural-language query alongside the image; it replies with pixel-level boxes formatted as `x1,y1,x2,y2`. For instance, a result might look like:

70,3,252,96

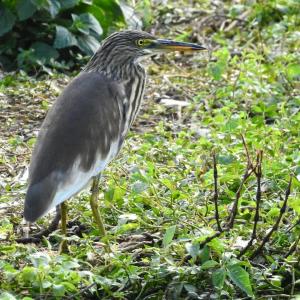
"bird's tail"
24,179,56,223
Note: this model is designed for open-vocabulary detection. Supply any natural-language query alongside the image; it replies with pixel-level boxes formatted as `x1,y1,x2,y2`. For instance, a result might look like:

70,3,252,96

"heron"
23,30,206,250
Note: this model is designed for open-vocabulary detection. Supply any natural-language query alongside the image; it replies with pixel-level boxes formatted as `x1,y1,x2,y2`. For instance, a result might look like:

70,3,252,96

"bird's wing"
24,71,126,222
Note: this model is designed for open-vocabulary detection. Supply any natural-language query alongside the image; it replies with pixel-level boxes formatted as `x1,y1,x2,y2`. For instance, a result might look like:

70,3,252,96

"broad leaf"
78,13,102,36
0,6,16,36
212,268,226,289
201,260,219,270
228,264,254,297
16,0,37,21
48,0,61,17
185,242,200,258
77,1,124,33
20,266,37,282
72,14,90,34
54,26,77,49
76,34,100,55
53,284,65,297
162,225,176,247
287,64,300,79
199,245,210,263
32,42,59,63
59,0,79,10
0,292,17,300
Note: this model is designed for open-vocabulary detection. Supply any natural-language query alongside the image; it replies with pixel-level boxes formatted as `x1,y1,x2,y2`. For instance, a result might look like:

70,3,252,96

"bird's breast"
121,73,146,138
50,139,120,211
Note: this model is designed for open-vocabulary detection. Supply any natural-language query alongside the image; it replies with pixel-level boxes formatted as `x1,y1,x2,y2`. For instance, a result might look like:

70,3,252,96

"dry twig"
199,228,230,248
250,176,293,259
238,151,263,257
212,151,222,232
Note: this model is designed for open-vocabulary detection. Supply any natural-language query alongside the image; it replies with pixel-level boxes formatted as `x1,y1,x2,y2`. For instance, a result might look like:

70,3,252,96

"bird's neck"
84,50,145,82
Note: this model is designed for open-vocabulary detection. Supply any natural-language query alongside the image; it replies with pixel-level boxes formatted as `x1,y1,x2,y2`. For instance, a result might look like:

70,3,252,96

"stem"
212,151,222,232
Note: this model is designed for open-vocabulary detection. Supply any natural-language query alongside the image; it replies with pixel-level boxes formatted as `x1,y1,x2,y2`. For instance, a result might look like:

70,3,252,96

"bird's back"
24,71,125,222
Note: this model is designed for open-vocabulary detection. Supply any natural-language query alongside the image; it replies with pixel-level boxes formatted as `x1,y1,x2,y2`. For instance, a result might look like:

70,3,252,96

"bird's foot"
16,210,61,244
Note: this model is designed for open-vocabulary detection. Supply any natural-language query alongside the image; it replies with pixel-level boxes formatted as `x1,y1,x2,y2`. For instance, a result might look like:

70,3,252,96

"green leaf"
288,196,300,214
16,0,37,21
61,281,77,291
31,0,49,10
228,264,254,297
185,242,200,258
32,42,59,63
29,252,51,267
0,292,17,300
162,225,176,247
183,284,197,293
199,245,210,263
208,64,223,81
76,1,124,34
42,281,52,288
212,268,226,289
287,64,300,79
54,26,77,49
48,0,61,17
201,260,219,270
208,47,229,81
53,284,65,297
72,14,89,34
218,155,235,165
73,13,102,36
131,180,148,193
21,266,37,282
208,238,225,256
76,34,100,55
0,5,16,36
59,0,79,10
93,0,125,26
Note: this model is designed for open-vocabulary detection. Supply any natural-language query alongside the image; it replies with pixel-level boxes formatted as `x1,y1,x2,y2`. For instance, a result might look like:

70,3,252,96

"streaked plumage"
23,30,206,226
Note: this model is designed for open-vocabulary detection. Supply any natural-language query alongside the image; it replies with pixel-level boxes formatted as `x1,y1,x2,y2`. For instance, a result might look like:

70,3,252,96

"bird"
23,30,206,249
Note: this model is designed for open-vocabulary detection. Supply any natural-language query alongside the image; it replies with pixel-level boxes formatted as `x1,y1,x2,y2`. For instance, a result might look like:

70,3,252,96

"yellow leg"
58,201,69,253
90,174,106,237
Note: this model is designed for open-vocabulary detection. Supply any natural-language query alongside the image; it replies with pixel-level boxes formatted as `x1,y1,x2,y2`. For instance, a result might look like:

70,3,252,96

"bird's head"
86,30,206,79
100,30,206,61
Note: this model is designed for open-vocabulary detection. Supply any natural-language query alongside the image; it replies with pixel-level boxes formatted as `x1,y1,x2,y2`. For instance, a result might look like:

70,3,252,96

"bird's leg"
89,174,106,237
58,201,69,253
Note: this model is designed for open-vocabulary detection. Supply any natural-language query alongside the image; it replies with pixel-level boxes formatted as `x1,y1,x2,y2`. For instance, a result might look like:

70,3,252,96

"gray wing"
24,71,125,222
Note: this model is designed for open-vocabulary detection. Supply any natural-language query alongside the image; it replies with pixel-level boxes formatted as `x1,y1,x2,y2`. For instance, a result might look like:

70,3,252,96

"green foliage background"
0,0,300,299
0,0,126,72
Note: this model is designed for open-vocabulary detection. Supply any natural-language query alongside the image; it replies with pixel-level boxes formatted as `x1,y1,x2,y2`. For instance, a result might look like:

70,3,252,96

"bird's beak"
150,39,206,52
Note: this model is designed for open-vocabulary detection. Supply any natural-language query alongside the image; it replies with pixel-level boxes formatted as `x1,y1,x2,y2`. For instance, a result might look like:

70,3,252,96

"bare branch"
250,176,292,260
66,282,97,299
212,151,222,232
199,227,230,248
241,134,253,169
238,151,263,257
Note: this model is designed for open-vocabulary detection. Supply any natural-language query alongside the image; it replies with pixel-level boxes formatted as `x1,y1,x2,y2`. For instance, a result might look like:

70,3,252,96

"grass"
0,1,299,299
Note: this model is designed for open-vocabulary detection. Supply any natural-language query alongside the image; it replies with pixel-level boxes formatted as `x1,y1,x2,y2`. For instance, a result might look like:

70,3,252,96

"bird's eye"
136,39,144,47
